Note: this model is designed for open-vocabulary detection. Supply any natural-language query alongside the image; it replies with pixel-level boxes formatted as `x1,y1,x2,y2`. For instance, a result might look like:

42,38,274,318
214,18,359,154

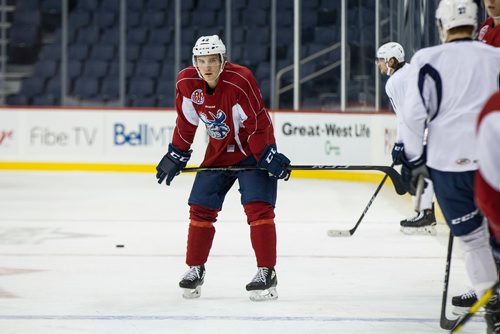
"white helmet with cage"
376,42,405,75
192,35,227,80
435,0,478,43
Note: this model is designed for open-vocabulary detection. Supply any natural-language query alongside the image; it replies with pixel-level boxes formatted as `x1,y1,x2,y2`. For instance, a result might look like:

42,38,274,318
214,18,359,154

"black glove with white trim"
258,144,291,180
156,144,192,186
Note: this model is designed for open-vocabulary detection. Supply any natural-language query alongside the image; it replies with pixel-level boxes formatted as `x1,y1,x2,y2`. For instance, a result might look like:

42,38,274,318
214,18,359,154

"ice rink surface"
0,171,486,333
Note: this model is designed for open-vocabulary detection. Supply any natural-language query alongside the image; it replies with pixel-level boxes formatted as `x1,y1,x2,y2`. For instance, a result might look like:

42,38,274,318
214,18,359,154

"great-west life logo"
113,123,174,146
0,130,13,146
282,122,370,138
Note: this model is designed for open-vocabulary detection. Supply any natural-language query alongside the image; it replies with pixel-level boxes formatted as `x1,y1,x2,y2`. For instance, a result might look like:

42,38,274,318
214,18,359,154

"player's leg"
400,178,437,235
431,169,498,325
180,171,237,299
238,157,278,301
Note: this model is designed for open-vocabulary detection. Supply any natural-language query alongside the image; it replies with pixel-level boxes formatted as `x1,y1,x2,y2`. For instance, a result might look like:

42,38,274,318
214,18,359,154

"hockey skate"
246,267,278,301
485,294,500,334
452,290,481,316
400,206,437,235
179,265,205,299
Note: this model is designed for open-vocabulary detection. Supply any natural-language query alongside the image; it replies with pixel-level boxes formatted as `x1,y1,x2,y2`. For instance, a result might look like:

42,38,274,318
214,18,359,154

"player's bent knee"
189,204,219,223
243,201,275,224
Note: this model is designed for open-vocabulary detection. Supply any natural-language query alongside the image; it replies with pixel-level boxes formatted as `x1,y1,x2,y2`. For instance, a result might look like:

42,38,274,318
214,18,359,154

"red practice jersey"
475,91,500,235
478,17,500,47
172,63,275,167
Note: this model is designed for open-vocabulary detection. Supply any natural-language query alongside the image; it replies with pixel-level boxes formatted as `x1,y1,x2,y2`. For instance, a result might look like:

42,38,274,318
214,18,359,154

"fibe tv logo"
113,123,173,146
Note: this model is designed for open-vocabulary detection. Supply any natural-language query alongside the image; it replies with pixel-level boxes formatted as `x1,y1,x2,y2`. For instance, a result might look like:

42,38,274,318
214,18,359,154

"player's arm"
238,71,291,179
156,82,199,186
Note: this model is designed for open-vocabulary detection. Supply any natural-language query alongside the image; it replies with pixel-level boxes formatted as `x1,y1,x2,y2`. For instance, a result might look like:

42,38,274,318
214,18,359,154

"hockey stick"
326,162,395,237
182,165,407,195
440,231,459,330
451,280,500,333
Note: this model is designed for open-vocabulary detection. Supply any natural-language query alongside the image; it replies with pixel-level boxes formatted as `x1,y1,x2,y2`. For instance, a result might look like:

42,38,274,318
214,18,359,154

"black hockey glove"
401,154,429,195
156,144,192,186
391,142,404,165
258,144,291,180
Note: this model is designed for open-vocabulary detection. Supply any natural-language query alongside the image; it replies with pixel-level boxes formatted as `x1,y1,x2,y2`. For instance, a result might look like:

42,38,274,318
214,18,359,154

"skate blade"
400,224,437,236
249,287,278,301
451,306,484,316
182,286,202,299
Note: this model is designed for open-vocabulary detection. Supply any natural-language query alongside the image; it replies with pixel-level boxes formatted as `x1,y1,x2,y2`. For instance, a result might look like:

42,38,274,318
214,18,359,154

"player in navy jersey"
478,0,500,46
376,42,437,235
155,35,290,301
400,0,500,330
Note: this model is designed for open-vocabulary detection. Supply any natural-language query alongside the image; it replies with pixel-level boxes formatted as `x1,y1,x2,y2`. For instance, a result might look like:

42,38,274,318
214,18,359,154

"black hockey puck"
115,244,125,248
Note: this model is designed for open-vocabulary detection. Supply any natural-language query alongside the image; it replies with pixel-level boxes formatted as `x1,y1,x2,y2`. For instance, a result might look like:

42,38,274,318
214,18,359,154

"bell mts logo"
191,89,204,105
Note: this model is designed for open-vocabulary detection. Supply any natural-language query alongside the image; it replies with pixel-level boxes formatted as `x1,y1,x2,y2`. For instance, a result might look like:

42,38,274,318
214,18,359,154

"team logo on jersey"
478,25,488,42
199,110,230,140
191,89,204,105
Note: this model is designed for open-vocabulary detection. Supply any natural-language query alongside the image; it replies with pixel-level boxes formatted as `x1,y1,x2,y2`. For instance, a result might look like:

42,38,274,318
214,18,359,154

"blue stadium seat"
141,44,165,62
303,0,320,9
101,0,119,11
157,94,174,107
68,60,83,80
108,61,136,78
82,60,108,78
135,62,161,79
78,0,99,11
141,10,166,28
127,11,141,28
277,10,292,27
277,0,292,10
33,59,58,79
39,44,61,60
247,0,270,10
126,44,141,61
156,79,175,96
13,10,41,26
127,27,148,45
90,44,116,61
45,77,61,95
95,10,116,29
255,62,270,81
69,10,91,30
72,77,100,98
318,8,338,26
246,27,269,44
128,77,155,97
127,0,144,11
242,9,268,26
77,26,100,44
198,0,222,10
232,0,247,10
68,43,90,61
149,28,173,45
100,28,119,44
101,77,119,100
146,0,172,11
16,0,40,10
19,77,46,98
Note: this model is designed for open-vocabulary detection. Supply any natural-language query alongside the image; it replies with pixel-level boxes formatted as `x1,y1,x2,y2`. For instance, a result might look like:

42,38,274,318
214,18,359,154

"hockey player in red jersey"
476,91,500,253
478,0,500,46
155,35,291,301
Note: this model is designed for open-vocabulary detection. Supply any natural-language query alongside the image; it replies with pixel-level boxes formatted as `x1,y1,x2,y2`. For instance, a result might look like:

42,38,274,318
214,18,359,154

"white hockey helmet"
376,42,405,75
192,35,227,80
376,42,405,63
436,0,478,43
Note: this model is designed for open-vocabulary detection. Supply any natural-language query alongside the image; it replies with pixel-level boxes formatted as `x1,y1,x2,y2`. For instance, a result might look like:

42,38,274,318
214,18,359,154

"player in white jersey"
376,42,437,235
400,0,500,332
